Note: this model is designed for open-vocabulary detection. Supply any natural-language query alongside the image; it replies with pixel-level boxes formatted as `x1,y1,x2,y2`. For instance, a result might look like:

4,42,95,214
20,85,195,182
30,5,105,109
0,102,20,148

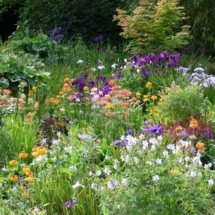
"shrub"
114,0,191,54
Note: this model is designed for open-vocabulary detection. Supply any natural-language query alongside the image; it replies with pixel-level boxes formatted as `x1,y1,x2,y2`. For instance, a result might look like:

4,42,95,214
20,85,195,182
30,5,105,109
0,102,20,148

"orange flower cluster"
24,112,33,123
190,119,198,129
196,141,204,152
31,146,47,157
92,80,140,119
46,97,59,104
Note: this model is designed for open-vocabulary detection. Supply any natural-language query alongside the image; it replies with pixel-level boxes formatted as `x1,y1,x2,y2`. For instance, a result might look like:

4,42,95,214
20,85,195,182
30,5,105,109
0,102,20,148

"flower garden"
1,1,215,215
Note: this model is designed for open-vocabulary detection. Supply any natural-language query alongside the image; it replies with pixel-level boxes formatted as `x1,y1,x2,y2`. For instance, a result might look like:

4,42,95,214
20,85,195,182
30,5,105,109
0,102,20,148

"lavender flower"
126,129,135,136
64,197,77,208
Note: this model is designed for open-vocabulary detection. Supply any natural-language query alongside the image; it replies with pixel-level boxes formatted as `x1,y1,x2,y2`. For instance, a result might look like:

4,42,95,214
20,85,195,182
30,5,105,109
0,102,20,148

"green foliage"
11,33,69,62
179,0,215,56
0,0,126,45
0,49,50,93
114,0,191,54
158,85,210,123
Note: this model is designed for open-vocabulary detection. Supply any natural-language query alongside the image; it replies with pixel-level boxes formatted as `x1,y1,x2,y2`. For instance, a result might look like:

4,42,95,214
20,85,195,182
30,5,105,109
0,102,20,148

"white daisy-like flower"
76,59,83,64
153,175,160,182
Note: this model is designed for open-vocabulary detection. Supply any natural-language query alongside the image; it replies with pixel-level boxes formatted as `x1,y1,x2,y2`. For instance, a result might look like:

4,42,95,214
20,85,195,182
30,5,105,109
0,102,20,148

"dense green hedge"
1,0,215,56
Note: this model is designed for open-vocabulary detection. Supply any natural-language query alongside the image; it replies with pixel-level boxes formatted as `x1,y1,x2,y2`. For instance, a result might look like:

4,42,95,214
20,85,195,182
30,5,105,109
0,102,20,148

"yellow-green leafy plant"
114,0,191,54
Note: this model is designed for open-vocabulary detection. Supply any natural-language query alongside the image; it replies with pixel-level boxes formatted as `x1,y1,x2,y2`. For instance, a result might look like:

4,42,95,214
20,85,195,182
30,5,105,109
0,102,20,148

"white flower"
98,65,105,70
107,181,114,190
156,158,162,165
133,157,139,164
190,171,196,178
91,68,96,71
124,155,130,163
111,63,117,69
103,168,112,176
124,58,127,62
60,107,65,112
96,170,102,176
91,183,97,191
137,69,140,74
208,179,214,186
89,171,93,176
162,150,169,158
72,181,84,189
77,59,84,64
194,67,204,72
153,175,160,182
121,178,128,186
69,165,77,171
113,159,119,169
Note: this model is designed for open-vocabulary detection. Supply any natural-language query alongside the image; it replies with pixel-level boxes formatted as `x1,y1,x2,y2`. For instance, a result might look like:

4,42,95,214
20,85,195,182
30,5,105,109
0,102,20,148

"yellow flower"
19,151,28,159
22,166,31,175
24,176,34,183
158,101,163,106
146,82,152,89
143,95,149,98
151,95,157,101
9,160,19,166
106,103,114,109
32,151,38,157
135,92,141,97
37,146,47,156
165,88,171,93
22,190,29,198
32,86,37,91
10,175,19,182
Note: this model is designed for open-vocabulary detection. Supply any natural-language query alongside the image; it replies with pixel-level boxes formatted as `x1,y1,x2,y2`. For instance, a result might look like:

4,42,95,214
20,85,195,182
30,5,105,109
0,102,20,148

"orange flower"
65,88,72,93
119,89,132,97
3,89,11,95
67,96,74,102
59,91,64,95
34,102,39,109
64,78,70,83
98,101,108,106
45,99,50,104
28,91,33,96
19,103,25,109
108,80,116,86
83,86,89,91
123,111,129,118
106,103,114,109
113,85,121,91
190,119,198,129
196,141,204,152
105,112,115,118
131,97,137,103
123,102,130,107
49,98,59,104
102,96,111,101
64,83,69,88
109,90,116,96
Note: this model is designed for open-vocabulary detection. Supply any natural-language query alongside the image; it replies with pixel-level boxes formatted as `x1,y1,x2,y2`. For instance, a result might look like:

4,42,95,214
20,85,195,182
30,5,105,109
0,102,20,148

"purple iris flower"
114,73,122,80
99,47,106,52
111,140,123,147
48,27,61,35
204,130,213,138
54,34,64,41
64,197,77,208
126,130,135,135
93,35,104,43
144,124,163,135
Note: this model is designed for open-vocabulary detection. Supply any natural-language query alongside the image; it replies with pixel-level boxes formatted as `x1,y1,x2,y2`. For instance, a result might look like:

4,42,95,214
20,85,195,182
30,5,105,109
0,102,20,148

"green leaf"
26,78,36,85
0,78,9,88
